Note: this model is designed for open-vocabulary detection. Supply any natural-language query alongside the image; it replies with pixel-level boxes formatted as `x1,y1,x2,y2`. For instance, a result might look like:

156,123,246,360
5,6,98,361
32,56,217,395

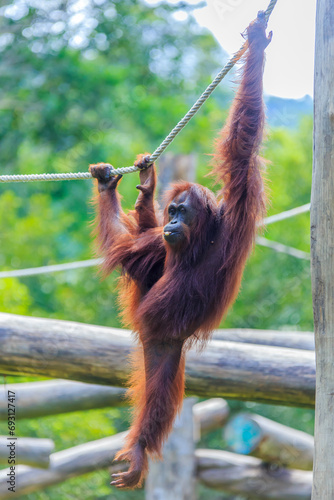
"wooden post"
311,0,334,497
157,153,196,201
145,398,197,500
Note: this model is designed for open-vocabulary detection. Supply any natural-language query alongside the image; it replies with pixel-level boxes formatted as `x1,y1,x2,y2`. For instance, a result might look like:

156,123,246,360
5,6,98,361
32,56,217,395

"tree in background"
0,0,226,325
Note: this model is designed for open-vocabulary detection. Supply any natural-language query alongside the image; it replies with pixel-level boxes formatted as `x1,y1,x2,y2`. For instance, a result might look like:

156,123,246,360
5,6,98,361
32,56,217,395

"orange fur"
90,13,271,489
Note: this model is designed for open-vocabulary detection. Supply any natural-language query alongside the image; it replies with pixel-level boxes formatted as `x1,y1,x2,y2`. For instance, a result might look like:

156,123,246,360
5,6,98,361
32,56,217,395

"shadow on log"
224,413,313,471
0,313,315,407
0,437,54,468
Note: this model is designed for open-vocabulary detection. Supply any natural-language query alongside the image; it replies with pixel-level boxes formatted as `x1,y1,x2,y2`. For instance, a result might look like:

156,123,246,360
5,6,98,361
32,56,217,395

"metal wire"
256,236,310,260
0,259,102,279
263,203,311,226
0,200,309,279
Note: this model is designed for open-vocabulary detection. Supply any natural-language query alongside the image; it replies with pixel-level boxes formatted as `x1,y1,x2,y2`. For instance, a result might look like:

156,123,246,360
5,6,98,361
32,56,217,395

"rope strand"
0,0,277,184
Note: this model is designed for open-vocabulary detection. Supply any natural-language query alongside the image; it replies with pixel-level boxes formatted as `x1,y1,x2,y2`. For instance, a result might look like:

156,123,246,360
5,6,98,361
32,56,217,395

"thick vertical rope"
0,0,277,184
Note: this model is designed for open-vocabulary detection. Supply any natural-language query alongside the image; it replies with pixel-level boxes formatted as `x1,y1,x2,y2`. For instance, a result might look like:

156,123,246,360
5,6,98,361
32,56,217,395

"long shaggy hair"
91,13,270,489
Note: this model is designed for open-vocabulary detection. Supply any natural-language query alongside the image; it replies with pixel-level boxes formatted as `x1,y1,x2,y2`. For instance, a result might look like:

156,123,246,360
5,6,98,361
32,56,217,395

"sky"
193,0,316,99
147,0,317,99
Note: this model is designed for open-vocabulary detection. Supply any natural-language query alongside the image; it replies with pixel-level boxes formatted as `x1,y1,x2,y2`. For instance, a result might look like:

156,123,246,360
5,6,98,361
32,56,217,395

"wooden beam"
0,313,315,407
66,327,313,351
213,329,314,350
0,437,54,469
311,0,334,497
224,413,313,471
0,380,126,420
0,397,229,495
197,449,312,499
0,433,127,499
0,380,229,440
0,435,312,499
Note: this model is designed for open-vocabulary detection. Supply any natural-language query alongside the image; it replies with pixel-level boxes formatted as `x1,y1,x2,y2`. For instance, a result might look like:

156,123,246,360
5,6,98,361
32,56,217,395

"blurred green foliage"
0,0,313,498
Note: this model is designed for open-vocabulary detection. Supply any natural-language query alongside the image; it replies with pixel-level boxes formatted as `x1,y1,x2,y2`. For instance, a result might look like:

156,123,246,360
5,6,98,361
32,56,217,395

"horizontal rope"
0,172,92,183
0,0,278,184
0,200,309,279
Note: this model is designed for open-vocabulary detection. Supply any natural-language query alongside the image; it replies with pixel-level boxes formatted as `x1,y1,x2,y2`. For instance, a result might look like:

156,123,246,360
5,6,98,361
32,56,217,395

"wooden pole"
0,380,229,433
311,0,334,497
224,413,313,471
0,433,127,499
0,313,315,407
0,380,126,420
146,398,197,500
0,438,312,499
213,329,314,350
0,437,54,469
0,400,227,499
197,449,312,500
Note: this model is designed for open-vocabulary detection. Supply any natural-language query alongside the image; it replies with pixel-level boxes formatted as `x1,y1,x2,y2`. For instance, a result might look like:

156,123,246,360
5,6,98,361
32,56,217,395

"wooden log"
0,378,228,441
311,0,334,497
197,449,312,499
0,437,54,469
0,313,315,407
213,329,314,351
0,380,126,420
0,435,312,499
0,398,226,497
224,413,313,471
193,398,229,440
146,398,197,500
0,432,127,499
